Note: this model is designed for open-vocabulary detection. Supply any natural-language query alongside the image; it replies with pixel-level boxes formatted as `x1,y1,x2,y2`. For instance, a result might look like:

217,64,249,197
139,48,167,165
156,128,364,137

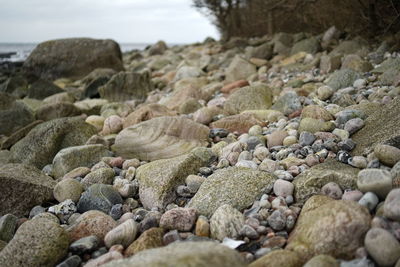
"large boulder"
23,38,124,80
188,167,277,217
102,241,246,267
113,116,209,161
352,97,400,156
10,117,97,169
286,195,371,262
293,160,359,203
0,218,69,267
0,93,34,136
0,164,56,216
136,147,215,210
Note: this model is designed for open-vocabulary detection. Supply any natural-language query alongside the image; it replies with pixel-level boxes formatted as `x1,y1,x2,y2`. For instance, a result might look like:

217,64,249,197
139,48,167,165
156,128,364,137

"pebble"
69,235,100,254
342,190,364,201
48,199,77,223
210,204,244,241
283,136,297,146
321,182,343,199
104,219,138,248
317,85,334,100
0,214,17,242
267,130,288,148
235,160,258,169
364,228,400,267
305,154,320,167
160,208,197,231
125,167,136,181
29,205,46,219
109,204,124,220
176,185,192,197
239,225,259,239
332,128,349,141
273,179,294,197
186,175,206,193
53,178,84,203
374,144,400,167
248,125,263,136
274,170,293,181
85,251,123,267
259,159,280,172
344,118,364,135
348,156,368,169
56,255,82,267
253,146,270,161
299,131,315,146
384,188,400,221
357,169,393,198
77,184,123,214
195,215,210,237
163,230,181,245
267,210,286,231
358,192,379,211
262,235,287,248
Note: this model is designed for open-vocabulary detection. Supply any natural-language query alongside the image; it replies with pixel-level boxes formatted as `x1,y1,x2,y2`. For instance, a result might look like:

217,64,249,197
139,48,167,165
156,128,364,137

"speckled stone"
374,144,400,167
384,188,400,221
53,178,84,203
160,208,197,232
273,179,294,197
77,184,122,214
81,167,115,189
0,214,17,242
124,227,165,257
321,182,343,200
210,204,244,241
364,228,400,267
357,169,392,198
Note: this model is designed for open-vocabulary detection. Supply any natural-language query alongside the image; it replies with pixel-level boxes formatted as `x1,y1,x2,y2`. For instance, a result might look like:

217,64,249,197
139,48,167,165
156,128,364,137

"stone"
298,118,335,134
10,117,97,169
374,144,400,167
23,38,123,80
67,210,117,243
35,102,81,121
0,214,17,242
358,192,379,211
273,179,294,197
357,169,392,199
344,118,364,135
99,71,153,102
52,144,112,178
0,218,69,267
53,178,84,203
303,254,339,267
210,113,265,134
384,188,400,221
69,235,100,254
81,68,117,98
286,195,371,262
224,83,272,115
341,54,372,73
320,55,342,74
174,66,205,82
299,132,316,146
351,97,400,156
291,37,320,55
77,184,122,214
327,69,361,91
221,80,249,94
0,93,34,136
271,91,302,116
56,255,81,267
104,219,138,248
81,168,115,189
267,209,287,231
123,104,176,128
195,216,210,237
113,116,209,161
188,167,277,217
148,40,168,55
186,175,206,193
293,160,359,203
27,78,64,99
225,55,256,82
302,105,334,121
136,147,215,210
210,204,244,241
102,241,245,267
124,228,165,257
85,251,123,267
160,208,197,231
246,42,273,60
267,130,288,148
364,228,400,267
321,182,343,200
250,249,303,267
63,167,91,180
0,164,56,216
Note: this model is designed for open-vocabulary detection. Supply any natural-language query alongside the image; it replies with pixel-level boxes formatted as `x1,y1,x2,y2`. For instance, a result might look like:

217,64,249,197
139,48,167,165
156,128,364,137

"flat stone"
77,184,122,214
123,104,176,128
210,204,244,241
210,113,265,134
104,219,138,248
124,228,164,257
69,235,100,254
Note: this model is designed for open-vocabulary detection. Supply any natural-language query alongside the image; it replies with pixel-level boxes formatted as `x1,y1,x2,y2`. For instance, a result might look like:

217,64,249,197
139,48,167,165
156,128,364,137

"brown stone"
210,113,265,134
124,228,165,257
221,80,249,94
123,104,176,128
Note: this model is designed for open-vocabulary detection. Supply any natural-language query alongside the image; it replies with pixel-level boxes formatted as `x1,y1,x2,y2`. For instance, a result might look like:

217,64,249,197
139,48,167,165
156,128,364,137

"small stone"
338,139,356,152
358,192,379,211
321,182,343,200
337,150,351,164
48,199,77,223
332,128,349,141
344,118,364,135
317,85,334,100
122,159,140,170
259,159,280,172
267,130,288,148
56,255,82,267
124,227,164,257
236,160,258,169
374,144,400,167
253,146,270,161
102,115,123,135
195,215,210,237
109,204,123,220
125,166,136,181
248,125,263,136
85,251,123,267
69,235,100,254
357,169,393,198
303,254,338,267
365,228,400,267
384,188,400,221
186,175,206,193
81,167,115,189
199,167,213,176
239,225,259,239
283,136,297,146
267,210,286,231
262,235,287,249
273,179,294,197
210,204,244,241
63,167,91,180
163,230,181,245
77,184,123,214
53,178,84,203
348,156,368,169
0,214,17,242
104,219,138,248
160,208,197,232
342,190,363,202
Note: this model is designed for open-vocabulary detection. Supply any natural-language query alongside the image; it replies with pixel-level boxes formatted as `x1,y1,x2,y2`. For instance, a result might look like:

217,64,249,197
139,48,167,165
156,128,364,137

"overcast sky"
0,0,219,44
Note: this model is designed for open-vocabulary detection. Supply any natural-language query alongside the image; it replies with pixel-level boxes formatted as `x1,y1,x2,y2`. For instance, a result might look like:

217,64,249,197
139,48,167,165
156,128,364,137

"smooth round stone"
305,154,320,167
357,169,393,199
317,85,334,100
186,175,206,193
299,131,315,146
238,151,252,161
273,179,294,198
384,188,400,221
344,118,364,135
321,182,343,200
199,167,213,176
332,128,349,141
259,159,280,173
365,228,400,267
86,115,105,132
374,144,400,167
353,78,367,88
253,146,270,161
235,160,258,170
391,161,400,179
246,136,263,150
239,225,259,239
56,255,82,267
69,235,100,254
32,212,60,224
160,208,197,232
267,210,286,231
0,214,17,242
342,190,363,202
77,184,123,214
104,219,138,248
53,178,84,203
358,192,379,211
248,125,263,136
29,205,46,219
348,156,367,169
102,115,123,135
283,136,297,146
81,168,115,189
109,204,123,220
267,130,288,148
274,170,293,181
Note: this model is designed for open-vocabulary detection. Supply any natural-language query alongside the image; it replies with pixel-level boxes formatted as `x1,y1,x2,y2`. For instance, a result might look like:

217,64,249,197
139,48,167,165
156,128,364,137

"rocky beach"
0,27,400,267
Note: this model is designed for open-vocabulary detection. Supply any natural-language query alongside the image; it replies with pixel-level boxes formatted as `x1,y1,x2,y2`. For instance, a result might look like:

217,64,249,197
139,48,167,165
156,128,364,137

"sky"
0,0,219,44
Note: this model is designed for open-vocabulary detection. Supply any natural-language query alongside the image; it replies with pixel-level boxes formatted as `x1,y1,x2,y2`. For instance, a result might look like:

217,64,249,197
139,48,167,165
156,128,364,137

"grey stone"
56,255,82,267
0,214,17,242
267,210,286,231
357,169,392,199
327,69,361,91
81,168,115,189
291,37,320,55
0,93,34,136
69,236,100,254
364,228,400,267
384,188,400,221
27,79,64,100
271,91,302,116
225,55,256,82
358,192,379,211
77,184,123,214
299,132,316,146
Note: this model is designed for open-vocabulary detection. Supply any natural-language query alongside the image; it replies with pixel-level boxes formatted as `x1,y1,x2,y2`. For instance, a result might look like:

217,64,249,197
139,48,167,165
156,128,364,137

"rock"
67,210,117,242
358,192,379,211
303,254,339,267
35,102,81,121
364,228,400,267
52,144,112,178
298,118,335,134
267,209,287,231
160,208,197,231
286,195,371,262
267,130,288,148
174,66,205,81
102,115,123,135
384,188,400,221
0,93,34,136
271,91,302,116
291,37,320,55
246,43,273,60
56,255,82,267
225,55,256,82
374,144,400,167
63,167,91,180
0,164,56,216
372,57,400,74
193,106,224,125
221,80,249,94
103,241,246,267
85,251,123,267
357,169,392,199
321,182,343,200
113,116,209,161
188,167,277,217
81,167,115,188
124,228,165,257
326,69,361,91
27,78,64,99
210,204,244,241
123,104,176,128
148,40,168,55
320,55,342,74
53,178,84,203
23,38,123,80
1,120,43,150
74,98,109,115
249,249,303,267
273,179,294,197
0,218,69,267
85,115,105,131
302,105,334,121
104,219,138,248
299,132,316,146
69,235,100,254
330,39,369,56
0,214,17,242
352,97,400,156
195,216,210,237
136,147,215,210
224,83,272,115
99,71,153,102
81,68,117,98
10,117,97,169
77,184,122,214
293,160,359,203
210,113,265,134
344,118,364,135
